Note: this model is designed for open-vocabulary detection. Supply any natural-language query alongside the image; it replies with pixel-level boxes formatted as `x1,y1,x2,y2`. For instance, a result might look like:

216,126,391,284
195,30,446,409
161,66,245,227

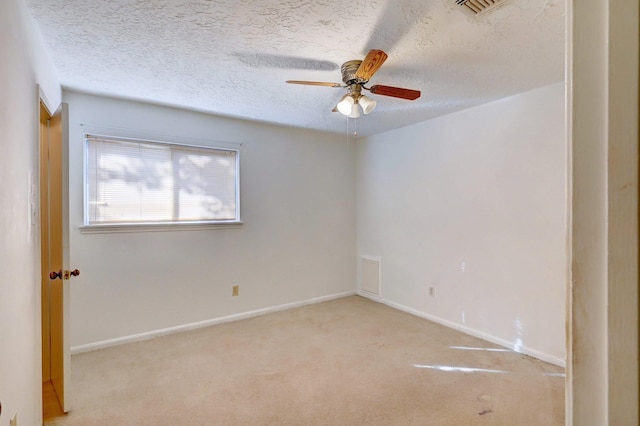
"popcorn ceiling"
25,0,564,136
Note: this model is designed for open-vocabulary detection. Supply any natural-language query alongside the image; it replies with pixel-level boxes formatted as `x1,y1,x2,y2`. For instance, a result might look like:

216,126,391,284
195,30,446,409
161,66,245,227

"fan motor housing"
341,60,364,84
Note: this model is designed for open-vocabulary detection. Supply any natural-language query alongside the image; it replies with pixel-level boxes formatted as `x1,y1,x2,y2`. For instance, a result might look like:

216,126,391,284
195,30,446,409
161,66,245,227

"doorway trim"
566,0,639,423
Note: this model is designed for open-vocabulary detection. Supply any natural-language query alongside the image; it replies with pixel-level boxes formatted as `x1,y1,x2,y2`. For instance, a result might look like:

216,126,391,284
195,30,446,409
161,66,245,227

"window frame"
79,133,242,234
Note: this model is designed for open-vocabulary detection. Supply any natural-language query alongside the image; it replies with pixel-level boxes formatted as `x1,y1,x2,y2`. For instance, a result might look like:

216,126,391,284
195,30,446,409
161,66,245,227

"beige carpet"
45,296,565,425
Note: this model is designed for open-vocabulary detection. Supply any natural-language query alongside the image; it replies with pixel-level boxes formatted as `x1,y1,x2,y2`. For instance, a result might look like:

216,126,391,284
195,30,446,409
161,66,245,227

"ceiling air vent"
455,0,508,16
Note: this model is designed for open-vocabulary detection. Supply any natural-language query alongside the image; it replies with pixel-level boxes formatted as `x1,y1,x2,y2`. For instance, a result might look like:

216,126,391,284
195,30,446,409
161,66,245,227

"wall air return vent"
360,256,381,296
455,0,508,16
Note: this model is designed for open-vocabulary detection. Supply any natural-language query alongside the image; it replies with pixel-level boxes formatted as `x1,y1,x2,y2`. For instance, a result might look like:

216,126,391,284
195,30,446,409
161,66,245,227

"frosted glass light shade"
348,103,361,118
337,95,355,115
359,95,377,114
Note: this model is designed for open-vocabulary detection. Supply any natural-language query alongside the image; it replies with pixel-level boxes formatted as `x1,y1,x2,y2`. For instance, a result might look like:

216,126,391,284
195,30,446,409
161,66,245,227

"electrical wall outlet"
232,285,239,296
10,411,17,426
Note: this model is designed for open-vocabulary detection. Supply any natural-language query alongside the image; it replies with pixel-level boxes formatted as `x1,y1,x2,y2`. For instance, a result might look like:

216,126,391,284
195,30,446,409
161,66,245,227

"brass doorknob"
63,269,80,279
49,270,62,280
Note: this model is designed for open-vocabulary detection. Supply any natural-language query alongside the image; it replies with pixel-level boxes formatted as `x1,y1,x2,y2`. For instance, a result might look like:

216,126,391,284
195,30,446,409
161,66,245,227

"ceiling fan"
286,49,421,118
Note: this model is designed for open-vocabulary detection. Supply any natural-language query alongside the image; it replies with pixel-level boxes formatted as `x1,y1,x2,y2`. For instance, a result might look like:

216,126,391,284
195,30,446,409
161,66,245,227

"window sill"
79,221,243,234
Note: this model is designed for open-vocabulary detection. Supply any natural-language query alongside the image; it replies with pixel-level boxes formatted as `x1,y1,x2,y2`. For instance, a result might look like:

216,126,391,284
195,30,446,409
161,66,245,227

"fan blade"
286,80,342,87
355,49,388,82
369,85,421,100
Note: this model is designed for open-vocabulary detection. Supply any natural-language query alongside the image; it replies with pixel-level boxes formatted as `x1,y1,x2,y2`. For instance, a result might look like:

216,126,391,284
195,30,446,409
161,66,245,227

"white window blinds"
85,135,239,225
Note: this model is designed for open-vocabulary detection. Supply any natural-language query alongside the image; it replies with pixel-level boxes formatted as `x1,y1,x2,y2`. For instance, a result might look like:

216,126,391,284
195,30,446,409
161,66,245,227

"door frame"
566,0,639,423
39,98,52,391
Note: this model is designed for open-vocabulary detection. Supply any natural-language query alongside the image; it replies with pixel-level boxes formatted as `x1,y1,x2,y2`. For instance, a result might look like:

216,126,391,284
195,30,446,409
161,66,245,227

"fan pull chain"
345,117,350,156
345,117,357,142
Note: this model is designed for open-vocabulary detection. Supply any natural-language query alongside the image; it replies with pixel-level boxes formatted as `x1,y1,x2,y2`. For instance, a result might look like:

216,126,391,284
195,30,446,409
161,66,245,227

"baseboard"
73,289,566,368
358,291,566,368
71,290,357,355
357,289,383,303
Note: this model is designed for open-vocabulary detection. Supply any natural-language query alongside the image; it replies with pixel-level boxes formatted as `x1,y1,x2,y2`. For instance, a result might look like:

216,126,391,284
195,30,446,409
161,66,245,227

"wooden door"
40,101,71,414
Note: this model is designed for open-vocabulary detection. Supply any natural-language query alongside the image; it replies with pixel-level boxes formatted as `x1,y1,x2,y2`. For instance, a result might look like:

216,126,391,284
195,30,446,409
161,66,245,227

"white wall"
0,0,61,424
357,83,567,365
64,91,356,349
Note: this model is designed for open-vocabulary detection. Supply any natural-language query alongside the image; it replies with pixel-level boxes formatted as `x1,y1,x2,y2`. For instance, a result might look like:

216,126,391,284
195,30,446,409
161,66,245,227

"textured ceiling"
25,0,565,136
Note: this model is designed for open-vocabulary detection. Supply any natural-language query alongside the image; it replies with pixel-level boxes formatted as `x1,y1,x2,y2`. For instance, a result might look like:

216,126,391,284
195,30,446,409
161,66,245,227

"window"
84,134,240,229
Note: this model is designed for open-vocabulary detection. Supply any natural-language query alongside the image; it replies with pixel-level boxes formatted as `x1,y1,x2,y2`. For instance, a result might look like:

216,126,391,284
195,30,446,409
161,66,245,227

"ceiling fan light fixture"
287,49,421,120
337,94,355,115
359,94,377,114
